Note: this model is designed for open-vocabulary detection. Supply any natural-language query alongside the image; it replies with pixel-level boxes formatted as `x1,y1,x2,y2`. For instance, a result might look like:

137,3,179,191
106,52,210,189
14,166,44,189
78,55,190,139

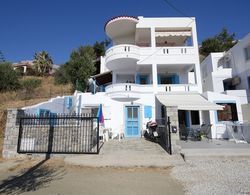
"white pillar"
191,20,202,93
23,66,27,73
152,63,158,93
150,27,156,48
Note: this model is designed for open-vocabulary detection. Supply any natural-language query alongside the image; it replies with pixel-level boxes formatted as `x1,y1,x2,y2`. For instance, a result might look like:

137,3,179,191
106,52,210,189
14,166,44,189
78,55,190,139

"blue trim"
125,106,140,138
38,108,50,117
65,97,73,109
144,106,152,119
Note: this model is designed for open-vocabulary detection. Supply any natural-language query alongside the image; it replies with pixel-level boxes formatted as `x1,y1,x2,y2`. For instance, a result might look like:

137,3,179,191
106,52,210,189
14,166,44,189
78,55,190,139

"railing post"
167,116,172,155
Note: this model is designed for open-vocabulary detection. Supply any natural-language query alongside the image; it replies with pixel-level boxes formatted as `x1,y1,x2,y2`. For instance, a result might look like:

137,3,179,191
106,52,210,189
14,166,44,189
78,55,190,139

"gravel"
171,158,250,195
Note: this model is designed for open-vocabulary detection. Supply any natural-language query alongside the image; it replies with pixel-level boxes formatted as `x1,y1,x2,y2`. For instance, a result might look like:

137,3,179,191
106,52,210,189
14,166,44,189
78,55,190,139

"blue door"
125,106,140,137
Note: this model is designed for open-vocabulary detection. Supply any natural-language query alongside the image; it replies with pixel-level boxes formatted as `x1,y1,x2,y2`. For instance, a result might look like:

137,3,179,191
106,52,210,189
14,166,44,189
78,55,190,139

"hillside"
0,76,73,157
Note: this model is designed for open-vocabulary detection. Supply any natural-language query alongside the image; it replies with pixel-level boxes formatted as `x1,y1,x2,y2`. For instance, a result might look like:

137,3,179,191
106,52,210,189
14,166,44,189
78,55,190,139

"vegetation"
54,40,110,91
33,51,53,76
0,62,20,91
20,78,42,99
200,28,236,57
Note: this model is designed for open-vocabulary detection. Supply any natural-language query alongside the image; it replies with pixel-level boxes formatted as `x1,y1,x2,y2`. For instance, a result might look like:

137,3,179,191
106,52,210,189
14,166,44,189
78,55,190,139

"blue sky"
0,0,249,64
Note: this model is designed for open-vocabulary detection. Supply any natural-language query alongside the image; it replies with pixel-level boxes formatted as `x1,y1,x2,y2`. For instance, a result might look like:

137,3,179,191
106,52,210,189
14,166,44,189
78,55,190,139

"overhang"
105,16,138,39
91,71,112,86
156,93,223,111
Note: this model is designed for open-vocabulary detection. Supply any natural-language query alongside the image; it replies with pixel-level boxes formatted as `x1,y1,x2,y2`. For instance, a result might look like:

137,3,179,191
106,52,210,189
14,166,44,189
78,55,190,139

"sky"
0,0,250,64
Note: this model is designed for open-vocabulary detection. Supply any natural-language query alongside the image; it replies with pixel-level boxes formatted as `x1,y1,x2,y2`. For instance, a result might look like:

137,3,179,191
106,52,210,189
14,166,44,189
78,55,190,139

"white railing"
105,44,140,63
158,84,199,92
105,83,199,94
105,44,196,64
105,83,153,94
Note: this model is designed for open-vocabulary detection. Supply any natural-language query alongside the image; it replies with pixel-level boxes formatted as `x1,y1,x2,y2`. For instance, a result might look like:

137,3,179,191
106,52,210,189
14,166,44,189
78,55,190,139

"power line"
162,0,194,21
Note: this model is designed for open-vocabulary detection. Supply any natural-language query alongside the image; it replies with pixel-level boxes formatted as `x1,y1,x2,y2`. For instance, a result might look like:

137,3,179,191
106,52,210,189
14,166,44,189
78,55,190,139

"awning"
156,93,223,111
91,71,112,85
155,31,192,37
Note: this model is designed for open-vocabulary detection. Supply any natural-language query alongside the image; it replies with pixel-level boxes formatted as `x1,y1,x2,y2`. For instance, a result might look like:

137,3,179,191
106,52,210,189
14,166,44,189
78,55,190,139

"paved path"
179,139,250,160
65,138,175,167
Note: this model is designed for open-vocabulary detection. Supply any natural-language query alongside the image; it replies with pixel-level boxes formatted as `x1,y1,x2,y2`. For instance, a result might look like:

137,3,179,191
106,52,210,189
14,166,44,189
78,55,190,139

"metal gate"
17,114,100,154
157,117,172,155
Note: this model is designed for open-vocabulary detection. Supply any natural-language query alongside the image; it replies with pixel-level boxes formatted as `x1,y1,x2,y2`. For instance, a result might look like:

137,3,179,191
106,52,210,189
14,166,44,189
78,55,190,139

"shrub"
54,65,69,85
21,78,42,92
0,62,20,91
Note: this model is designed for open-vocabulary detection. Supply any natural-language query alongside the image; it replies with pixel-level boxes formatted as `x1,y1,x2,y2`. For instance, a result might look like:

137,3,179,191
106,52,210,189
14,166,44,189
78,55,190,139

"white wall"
23,96,73,114
76,91,156,136
224,34,250,101
203,91,245,139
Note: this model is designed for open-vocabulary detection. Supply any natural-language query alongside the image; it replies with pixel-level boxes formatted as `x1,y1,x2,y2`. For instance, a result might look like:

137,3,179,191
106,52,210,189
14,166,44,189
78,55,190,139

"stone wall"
165,106,181,154
2,108,24,158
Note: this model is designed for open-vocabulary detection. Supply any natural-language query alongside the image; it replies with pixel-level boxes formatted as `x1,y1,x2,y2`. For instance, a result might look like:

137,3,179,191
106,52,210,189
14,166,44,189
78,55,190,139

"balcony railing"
105,83,199,94
105,44,196,65
158,84,199,92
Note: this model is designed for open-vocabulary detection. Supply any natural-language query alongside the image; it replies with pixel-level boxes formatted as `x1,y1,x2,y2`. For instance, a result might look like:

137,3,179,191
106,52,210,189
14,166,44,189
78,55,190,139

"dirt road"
0,159,183,195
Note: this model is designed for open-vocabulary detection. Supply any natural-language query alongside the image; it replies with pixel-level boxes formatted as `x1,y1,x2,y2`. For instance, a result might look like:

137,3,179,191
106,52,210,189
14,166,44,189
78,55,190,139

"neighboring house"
12,60,59,74
201,34,250,138
73,16,222,138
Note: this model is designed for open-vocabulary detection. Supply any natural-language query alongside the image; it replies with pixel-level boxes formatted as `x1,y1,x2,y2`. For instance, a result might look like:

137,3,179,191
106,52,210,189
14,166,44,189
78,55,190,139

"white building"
201,34,250,138
74,16,222,138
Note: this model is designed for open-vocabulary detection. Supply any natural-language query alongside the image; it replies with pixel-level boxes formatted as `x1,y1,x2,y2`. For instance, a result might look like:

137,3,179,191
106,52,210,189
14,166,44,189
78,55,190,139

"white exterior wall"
203,91,244,139
76,92,156,136
227,34,250,101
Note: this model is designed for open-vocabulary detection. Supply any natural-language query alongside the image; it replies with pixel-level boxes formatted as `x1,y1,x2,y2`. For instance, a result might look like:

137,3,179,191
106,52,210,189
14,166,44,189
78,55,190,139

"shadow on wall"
0,158,65,195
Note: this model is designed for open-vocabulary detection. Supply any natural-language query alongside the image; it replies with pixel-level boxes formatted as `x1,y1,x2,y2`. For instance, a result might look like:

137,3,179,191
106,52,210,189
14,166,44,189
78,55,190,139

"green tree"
93,39,110,74
0,62,20,91
33,51,53,76
54,64,70,85
67,46,96,91
200,28,236,57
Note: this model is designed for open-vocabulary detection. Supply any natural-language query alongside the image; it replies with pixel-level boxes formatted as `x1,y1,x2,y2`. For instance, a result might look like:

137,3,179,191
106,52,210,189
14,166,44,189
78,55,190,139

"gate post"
165,106,181,154
2,108,24,158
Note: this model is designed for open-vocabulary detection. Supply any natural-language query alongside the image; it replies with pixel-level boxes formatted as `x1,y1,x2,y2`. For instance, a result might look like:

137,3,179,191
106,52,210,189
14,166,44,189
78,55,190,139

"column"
152,63,158,93
150,27,156,48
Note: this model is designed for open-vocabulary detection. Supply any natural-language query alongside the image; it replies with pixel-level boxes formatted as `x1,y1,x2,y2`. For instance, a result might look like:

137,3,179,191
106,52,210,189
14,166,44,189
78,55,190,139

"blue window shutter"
146,75,150,84
144,106,152,118
157,75,160,84
175,74,180,84
136,74,140,84
66,97,73,109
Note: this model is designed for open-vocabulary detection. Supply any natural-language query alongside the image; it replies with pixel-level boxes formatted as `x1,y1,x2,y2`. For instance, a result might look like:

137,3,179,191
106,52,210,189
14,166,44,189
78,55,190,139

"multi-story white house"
73,16,222,138
201,34,250,138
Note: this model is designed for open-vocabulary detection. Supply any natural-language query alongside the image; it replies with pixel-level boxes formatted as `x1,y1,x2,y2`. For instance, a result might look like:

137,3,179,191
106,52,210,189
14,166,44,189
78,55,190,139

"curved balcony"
105,44,140,70
105,83,153,102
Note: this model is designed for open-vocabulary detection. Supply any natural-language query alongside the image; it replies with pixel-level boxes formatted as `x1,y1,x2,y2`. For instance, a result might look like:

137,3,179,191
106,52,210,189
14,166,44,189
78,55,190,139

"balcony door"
125,106,140,137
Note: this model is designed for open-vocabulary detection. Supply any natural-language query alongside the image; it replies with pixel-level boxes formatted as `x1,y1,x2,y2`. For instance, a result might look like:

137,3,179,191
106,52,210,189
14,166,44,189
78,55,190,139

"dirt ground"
0,158,184,195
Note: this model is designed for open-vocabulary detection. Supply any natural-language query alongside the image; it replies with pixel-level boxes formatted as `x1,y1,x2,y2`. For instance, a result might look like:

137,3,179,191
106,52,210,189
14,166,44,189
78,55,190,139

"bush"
0,62,20,91
54,65,69,85
21,78,42,91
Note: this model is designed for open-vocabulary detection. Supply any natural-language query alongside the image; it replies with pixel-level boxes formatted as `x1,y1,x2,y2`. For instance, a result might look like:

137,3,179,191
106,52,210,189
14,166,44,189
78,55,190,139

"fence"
224,122,250,143
157,117,172,155
17,114,99,154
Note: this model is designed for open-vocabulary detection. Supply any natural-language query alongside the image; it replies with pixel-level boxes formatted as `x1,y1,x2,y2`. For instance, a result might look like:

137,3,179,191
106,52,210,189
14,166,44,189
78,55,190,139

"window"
191,111,200,125
244,46,250,61
217,103,238,122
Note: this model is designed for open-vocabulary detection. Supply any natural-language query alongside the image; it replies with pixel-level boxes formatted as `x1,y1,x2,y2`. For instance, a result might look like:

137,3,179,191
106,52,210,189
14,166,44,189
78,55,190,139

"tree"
200,28,236,57
33,51,53,76
93,39,110,74
0,62,20,91
66,46,96,91
54,64,70,85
